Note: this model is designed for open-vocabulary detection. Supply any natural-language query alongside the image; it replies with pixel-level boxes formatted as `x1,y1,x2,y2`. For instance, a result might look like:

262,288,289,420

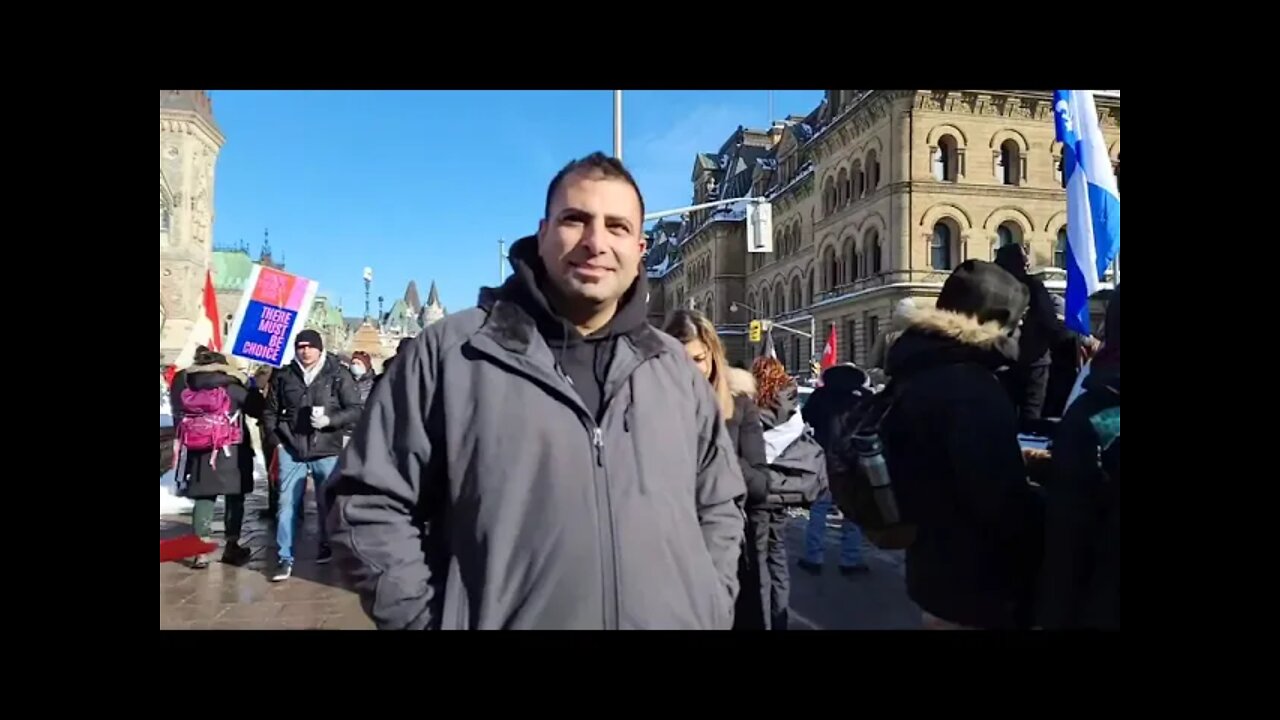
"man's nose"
579,219,608,254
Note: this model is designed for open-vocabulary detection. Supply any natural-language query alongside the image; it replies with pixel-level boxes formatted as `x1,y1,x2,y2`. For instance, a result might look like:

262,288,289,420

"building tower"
160,90,226,364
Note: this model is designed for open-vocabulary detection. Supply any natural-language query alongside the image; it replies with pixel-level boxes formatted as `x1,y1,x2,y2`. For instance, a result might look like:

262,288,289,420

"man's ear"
537,218,547,240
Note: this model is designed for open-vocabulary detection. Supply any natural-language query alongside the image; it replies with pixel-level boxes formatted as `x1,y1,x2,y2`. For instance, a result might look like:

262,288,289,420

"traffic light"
749,320,762,343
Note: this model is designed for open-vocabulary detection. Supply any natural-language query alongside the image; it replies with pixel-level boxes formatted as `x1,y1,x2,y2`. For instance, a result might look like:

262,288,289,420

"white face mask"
351,363,366,378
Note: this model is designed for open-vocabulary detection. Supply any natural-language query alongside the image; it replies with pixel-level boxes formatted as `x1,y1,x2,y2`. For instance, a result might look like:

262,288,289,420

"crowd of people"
163,151,1119,630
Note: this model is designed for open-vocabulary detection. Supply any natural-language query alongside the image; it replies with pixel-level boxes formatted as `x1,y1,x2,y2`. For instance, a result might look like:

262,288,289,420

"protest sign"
226,265,320,367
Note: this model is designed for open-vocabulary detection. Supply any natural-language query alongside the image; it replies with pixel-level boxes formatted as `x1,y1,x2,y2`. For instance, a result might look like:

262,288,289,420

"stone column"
894,108,912,283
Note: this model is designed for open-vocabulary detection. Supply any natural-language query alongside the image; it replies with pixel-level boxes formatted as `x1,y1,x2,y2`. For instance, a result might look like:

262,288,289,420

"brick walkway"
160,478,374,630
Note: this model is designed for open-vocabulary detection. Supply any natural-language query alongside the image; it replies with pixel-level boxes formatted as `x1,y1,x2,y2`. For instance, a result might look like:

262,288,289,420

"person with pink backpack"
171,348,264,568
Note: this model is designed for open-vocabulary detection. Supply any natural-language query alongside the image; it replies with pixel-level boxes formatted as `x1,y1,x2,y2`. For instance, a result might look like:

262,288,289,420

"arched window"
931,221,954,270
806,272,814,306
867,149,880,190
867,229,882,274
852,160,864,200
790,276,802,310
996,221,1022,259
848,242,860,281
999,139,1021,186
823,177,837,215
825,246,839,290
837,168,849,208
775,284,786,315
934,135,958,182
1055,227,1068,269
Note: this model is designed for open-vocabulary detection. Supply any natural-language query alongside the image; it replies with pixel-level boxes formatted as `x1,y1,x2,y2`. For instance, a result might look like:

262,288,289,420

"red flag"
820,324,838,370
203,270,222,352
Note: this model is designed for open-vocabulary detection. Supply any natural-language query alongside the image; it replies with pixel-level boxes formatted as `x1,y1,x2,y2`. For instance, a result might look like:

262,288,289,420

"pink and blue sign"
227,265,320,367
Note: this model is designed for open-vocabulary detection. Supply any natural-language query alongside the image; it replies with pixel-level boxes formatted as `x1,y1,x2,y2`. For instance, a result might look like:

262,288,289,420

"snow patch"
160,467,194,516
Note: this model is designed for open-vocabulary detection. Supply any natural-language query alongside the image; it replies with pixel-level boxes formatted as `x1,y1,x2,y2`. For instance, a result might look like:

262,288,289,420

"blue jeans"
804,492,865,567
276,449,339,564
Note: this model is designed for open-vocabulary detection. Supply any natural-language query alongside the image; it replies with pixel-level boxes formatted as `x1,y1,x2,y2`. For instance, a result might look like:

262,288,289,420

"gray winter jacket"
328,274,746,630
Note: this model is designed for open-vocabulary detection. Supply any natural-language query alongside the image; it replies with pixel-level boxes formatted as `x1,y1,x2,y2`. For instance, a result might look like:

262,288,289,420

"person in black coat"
1039,285,1120,630
170,349,264,568
882,260,1042,629
994,244,1075,424
262,330,364,580
665,309,772,630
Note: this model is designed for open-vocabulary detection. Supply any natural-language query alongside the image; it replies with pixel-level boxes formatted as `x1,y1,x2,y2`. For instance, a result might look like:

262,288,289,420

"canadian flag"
201,270,222,351
174,270,222,368
819,324,838,370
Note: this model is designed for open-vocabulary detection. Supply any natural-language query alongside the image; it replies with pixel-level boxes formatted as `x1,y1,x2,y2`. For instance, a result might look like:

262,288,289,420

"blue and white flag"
1054,90,1120,335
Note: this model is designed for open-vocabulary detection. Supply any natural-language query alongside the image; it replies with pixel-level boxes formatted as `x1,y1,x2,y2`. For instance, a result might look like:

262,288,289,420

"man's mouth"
569,261,615,278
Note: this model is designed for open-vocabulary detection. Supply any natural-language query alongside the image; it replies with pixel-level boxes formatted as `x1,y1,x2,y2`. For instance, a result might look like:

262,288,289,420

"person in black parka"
882,260,1042,629
263,330,364,581
994,243,1076,424
170,349,264,568
1039,284,1120,630
665,309,771,630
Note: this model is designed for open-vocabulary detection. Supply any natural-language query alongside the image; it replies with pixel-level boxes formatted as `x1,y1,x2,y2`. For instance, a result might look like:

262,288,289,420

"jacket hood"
763,411,806,464
891,298,918,331
758,384,798,429
480,234,650,343
886,306,1021,379
726,367,756,397
186,361,247,386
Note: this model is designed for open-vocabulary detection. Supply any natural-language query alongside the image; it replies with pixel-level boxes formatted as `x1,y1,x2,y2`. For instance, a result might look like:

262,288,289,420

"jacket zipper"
592,424,619,629
472,343,641,630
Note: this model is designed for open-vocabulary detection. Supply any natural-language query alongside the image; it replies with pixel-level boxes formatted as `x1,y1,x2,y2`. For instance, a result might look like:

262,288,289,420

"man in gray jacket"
328,152,746,629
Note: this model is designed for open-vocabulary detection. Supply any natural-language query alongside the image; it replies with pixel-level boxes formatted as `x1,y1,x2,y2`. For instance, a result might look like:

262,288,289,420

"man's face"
538,171,646,307
296,344,322,367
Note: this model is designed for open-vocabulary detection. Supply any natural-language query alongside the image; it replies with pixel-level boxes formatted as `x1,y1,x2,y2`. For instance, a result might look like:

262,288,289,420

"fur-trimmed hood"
886,306,1020,379
726,367,756,398
185,362,248,385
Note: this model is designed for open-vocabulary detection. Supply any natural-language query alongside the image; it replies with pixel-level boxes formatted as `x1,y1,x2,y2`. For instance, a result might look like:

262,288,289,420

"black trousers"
766,509,791,631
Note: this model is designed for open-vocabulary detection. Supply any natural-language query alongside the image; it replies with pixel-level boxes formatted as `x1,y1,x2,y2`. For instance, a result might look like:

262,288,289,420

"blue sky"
211,90,823,318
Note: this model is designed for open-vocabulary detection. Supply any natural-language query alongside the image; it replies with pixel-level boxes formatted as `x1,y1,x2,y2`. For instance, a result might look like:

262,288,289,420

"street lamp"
362,266,373,321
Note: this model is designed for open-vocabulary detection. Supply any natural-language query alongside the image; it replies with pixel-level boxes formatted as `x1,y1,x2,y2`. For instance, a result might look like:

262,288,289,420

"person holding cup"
262,329,363,581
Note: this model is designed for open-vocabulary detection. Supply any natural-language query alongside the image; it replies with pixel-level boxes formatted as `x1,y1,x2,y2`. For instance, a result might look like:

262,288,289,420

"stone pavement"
781,510,922,630
160,478,374,630
162,482,919,630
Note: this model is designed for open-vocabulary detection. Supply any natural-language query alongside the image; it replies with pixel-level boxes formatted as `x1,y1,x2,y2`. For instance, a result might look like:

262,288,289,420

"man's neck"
547,291,618,337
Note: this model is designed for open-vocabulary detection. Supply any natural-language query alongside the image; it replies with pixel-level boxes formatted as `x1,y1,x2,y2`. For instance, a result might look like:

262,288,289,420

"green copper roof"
211,250,254,292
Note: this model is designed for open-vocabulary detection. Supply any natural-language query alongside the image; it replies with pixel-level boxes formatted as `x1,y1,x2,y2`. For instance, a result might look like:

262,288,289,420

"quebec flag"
1054,90,1120,335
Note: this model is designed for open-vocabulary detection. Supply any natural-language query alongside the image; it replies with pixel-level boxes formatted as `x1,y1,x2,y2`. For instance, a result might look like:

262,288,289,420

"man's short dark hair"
544,152,646,222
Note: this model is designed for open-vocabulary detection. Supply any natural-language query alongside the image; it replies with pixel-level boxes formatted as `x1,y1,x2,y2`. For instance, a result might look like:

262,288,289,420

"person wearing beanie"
261,328,363,581
348,350,376,404
877,260,1044,629
799,362,874,578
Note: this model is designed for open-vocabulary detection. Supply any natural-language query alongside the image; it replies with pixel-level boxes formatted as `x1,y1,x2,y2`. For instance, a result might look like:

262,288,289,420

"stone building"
647,90,1120,377
160,90,226,365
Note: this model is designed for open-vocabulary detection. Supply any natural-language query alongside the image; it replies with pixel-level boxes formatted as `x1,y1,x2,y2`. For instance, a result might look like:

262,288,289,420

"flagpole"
613,91,623,160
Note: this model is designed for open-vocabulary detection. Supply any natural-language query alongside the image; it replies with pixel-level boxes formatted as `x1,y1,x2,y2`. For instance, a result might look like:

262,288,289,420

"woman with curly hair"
751,356,827,630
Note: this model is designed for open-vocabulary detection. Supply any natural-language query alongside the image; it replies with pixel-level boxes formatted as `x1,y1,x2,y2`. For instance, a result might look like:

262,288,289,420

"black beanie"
295,329,324,351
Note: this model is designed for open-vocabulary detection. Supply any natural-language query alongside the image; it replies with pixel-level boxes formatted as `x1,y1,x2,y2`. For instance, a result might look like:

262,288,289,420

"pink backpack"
177,386,242,467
